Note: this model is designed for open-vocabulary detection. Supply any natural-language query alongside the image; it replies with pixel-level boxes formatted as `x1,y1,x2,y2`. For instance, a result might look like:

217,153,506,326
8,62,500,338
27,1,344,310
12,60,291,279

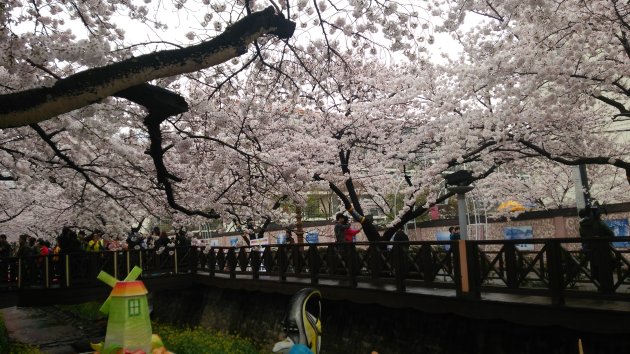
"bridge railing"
0,247,198,289
466,237,630,305
198,240,463,292
1,238,628,306
197,238,630,303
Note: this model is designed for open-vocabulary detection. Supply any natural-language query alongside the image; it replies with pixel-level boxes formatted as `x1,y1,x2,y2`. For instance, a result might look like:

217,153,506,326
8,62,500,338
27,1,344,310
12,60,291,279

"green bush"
154,322,273,354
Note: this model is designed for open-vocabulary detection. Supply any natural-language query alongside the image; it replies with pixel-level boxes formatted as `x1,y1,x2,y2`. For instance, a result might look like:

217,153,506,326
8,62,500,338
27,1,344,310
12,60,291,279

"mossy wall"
0,313,9,353
152,286,630,354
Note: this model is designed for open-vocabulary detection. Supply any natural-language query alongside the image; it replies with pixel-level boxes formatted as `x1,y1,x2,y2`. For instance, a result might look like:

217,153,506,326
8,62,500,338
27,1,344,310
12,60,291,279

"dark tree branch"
518,139,630,185
0,202,33,224
256,195,287,239
116,84,220,218
0,6,295,128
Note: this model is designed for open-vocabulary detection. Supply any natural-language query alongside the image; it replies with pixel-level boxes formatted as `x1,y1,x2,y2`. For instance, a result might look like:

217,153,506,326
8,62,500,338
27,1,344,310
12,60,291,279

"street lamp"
444,170,474,240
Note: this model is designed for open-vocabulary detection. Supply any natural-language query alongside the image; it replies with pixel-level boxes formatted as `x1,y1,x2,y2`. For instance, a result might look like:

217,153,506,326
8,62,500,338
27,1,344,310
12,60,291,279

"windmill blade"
98,266,144,315
97,271,118,288
124,266,143,282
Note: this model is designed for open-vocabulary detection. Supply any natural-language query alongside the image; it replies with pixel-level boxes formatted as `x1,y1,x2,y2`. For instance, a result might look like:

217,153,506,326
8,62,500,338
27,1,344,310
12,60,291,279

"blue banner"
604,219,630,248
305,231,319,244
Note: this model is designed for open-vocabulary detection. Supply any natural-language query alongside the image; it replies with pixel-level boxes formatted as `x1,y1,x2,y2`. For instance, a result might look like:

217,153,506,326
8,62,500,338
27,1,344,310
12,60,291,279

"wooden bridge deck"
1,238,629,334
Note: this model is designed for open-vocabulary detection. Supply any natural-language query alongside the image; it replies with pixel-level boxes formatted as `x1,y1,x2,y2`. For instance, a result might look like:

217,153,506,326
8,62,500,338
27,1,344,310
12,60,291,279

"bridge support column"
504,243,518,289
392,244,406,292
455,240,480,299
545,240,565,307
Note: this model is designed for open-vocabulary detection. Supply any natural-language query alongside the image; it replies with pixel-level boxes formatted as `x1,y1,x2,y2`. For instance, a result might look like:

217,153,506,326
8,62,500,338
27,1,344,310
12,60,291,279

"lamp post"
447,185,474,240
573,164,591,213
444,170,475,240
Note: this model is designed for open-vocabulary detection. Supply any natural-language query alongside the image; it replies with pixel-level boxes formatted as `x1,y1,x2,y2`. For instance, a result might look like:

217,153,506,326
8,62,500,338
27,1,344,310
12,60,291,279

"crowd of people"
0,226,201,260
0,226,204,285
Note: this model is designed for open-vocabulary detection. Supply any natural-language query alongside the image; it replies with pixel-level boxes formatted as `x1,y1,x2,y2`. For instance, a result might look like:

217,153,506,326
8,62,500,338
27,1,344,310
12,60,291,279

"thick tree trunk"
295,205,304,243
0,6,295,129
328,182,381,242
381,191,455,241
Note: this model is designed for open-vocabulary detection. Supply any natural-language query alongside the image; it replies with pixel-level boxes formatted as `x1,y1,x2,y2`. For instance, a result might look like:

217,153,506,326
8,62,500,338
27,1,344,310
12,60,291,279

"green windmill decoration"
92,266,170,354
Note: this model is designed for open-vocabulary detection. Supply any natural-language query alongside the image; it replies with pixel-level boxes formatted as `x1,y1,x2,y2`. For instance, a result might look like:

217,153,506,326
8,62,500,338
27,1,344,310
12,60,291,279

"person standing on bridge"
343,215,362,243
579,208,615,286
87,231,104,252
154,231,171,251
449,226,461,241
0,234,11,283
334,213,349,243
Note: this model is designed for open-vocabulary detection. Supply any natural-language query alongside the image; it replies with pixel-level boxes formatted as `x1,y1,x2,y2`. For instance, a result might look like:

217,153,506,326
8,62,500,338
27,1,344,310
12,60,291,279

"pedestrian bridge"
1,238,629,334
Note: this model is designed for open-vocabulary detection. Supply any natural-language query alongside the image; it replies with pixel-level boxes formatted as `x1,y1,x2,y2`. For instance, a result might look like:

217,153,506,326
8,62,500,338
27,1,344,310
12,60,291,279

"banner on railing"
436,231,451,251
604,219,630,248
276,233,287,244
229,237,239,247
305,231,319,244
250,237,269,248
503,226,534,250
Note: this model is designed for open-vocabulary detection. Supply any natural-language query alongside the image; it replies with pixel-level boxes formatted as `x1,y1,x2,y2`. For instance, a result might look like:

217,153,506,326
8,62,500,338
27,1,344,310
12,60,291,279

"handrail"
0,239,628,307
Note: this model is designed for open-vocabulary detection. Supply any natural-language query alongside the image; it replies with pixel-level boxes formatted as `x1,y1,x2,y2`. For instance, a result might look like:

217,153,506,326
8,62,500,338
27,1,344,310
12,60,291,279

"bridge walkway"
0,238,628,333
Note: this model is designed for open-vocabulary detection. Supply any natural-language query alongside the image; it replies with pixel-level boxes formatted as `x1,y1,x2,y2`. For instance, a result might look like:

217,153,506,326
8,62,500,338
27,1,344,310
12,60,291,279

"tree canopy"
1,0,629,239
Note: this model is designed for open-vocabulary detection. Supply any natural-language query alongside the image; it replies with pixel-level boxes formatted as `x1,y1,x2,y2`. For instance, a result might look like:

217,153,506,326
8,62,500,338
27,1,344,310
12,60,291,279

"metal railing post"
113,252,118,279
65,255,70,288
174,249,178,274
309,245,321,285
420,244,434,284
504,243,518,289
545,240,565,307
594,240,614,294
279,245,287,281
45,257,50,288
346,244,358,287
17,258,22,289
190,247,198,274
251,249,260,280
208,249,216,277
392,243,406,292
466,241,481,299
456,240,480,299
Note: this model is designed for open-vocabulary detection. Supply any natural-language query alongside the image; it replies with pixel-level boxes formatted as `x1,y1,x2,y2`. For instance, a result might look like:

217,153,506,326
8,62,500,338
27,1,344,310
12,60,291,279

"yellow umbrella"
497,200,526,212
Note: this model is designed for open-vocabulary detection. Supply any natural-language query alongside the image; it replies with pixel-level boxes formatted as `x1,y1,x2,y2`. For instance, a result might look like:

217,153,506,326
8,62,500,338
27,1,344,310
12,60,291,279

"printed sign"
229,237,239,247
250,237,269,247
604,219,630,248
305,231,319,244
503,226,534,251
436,231,451,251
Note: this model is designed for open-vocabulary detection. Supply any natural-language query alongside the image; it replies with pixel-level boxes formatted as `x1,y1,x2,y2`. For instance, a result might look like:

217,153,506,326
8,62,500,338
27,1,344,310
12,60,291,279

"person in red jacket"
342,215,362,242
36,239,50,281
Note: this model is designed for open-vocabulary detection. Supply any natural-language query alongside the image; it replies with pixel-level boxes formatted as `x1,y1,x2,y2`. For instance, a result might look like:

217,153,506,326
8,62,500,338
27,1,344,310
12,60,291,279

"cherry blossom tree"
434,0,630,189
1,0,435,237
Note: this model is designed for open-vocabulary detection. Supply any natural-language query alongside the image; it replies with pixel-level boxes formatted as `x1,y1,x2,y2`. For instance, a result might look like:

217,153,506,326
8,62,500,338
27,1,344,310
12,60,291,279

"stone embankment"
1,306,105,354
